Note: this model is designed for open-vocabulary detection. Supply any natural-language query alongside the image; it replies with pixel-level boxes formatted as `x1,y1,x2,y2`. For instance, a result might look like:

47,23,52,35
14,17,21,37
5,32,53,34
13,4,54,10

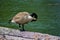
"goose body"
9,12,38,31
11,12,35,24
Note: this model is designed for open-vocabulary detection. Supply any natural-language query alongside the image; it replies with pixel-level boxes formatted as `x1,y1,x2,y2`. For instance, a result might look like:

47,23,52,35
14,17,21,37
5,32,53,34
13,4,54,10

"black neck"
30,13,38,21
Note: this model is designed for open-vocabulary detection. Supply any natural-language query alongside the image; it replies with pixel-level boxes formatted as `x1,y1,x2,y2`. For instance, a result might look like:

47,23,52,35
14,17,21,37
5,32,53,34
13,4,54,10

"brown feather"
11,12,33,24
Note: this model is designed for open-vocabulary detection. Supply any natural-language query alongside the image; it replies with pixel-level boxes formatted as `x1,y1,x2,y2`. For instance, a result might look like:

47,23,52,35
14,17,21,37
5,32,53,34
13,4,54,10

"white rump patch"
11,20,15,23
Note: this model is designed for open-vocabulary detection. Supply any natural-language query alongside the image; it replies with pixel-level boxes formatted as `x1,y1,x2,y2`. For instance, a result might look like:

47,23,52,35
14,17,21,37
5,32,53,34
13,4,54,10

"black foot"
19,29,25,31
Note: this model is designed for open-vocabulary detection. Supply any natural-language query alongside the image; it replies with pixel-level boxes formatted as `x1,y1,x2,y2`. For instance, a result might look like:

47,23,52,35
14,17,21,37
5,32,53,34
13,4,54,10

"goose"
9,12,38,31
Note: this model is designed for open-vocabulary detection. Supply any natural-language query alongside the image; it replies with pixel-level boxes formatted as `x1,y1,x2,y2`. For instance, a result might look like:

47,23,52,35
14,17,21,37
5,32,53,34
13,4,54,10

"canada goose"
9,12,38,31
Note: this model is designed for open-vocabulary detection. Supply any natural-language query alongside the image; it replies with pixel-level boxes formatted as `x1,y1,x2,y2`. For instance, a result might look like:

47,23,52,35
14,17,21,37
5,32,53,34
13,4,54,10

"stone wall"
0,27,60,40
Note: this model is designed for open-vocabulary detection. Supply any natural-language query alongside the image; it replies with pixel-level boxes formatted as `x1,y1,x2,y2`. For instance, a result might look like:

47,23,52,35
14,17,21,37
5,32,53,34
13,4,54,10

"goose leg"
21,24,25,31
19,24,21,27
19,24,22,31
19,24,25,31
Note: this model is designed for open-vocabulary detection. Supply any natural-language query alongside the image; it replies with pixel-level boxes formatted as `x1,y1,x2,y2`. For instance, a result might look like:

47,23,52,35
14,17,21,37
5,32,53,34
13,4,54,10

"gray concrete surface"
0,27,60,40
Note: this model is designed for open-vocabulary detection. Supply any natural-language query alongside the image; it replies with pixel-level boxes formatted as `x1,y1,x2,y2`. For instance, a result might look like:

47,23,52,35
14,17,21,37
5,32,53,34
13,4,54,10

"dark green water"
0,0,60,36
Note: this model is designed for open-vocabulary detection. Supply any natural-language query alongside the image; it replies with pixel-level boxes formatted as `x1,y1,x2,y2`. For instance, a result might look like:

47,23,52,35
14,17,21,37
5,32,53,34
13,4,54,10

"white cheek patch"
28,16,32,19
11,20,15,23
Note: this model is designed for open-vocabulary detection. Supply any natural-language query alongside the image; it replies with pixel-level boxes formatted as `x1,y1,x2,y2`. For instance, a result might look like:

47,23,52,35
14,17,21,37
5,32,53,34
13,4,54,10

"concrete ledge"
0,27,60,40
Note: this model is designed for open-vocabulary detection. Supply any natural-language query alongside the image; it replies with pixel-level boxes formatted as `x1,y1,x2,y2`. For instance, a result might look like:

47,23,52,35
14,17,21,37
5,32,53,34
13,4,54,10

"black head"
30,13,38,21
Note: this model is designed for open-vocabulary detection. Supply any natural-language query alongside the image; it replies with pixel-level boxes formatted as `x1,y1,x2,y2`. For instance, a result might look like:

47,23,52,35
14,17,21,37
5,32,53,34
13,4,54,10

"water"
0,0,60,36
